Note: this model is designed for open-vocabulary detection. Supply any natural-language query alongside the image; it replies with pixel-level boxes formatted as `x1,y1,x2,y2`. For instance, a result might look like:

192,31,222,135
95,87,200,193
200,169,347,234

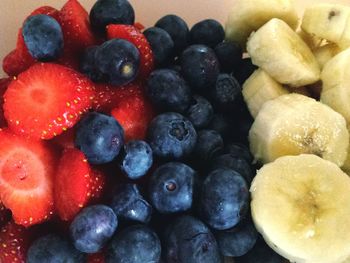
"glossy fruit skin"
180,45,220,92
147,112,197,160
149,162,197,214
193,129,224,162
80,46,103,82
190,19,224,48
185,95,213,129
27,234,86,263
75,112,124,165
164,215,222,263
90,0,135,34
95,39,140,85
224,143,253,164
155,14,189,53
110,184,152,224
144,27,174,66
214,41,242,73
22,14,63,61
70,205,118,253
119,140,153,180
106,225,161,263
199,168,249,230
146,69,192,113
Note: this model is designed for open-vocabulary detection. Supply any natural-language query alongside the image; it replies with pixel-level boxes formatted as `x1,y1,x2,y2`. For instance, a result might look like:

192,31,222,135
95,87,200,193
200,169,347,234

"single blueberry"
22,14,63,61
186,95,214,129
215,220,258,257
234,58,258,85
106,225,161,263
80,46,104,82
75,112,124,165
149,162,197,214
214,41,243,73
207,113,232,140
193,129,224,162
210,154,255,184
224,143,253,164
211,73,241,113
90,0,135,34
146,69,192,113
147,112,197,160
155,14,189,53
95,39,140,85
118,140,153,180
190,19,225,47
199,168,249,230
70,205,118,253
165,215,222,263
144,27,174,66
110,184,152,224
180,44,220,92
27,234,86,263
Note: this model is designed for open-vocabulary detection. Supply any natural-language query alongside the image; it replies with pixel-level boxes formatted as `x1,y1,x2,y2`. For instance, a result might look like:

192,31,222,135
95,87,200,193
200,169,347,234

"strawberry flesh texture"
107,24,154,80
4,63,95,140
0,78,12,127
28,6,60,21
0,129,57,227
55,148,105,221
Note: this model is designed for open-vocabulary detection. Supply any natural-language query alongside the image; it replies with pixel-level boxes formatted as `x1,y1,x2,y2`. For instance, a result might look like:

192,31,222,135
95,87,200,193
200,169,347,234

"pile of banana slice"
225,1,350,262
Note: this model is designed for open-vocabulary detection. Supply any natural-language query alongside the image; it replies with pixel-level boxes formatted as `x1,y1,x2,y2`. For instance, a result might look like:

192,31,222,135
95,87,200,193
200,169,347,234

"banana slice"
297,29,325,51
313,43,341,69
321,48,350,123
249,93,349,166
242,69,289,118
225,0,298,48
247,18,320,87
251,154,350,263
301,3,350,50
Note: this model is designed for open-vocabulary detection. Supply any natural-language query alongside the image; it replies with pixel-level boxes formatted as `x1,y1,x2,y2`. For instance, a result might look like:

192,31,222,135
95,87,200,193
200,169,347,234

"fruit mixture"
1,0,350,262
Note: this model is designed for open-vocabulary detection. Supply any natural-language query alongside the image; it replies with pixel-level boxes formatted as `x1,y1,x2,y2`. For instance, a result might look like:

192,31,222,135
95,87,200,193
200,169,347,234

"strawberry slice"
107,24,154,80
0,129,57,226
0,78,12,127
59,0,96,53
0,203,11,228
55,149,105,221
88,252,105,263
0,221,33,263
4,63,95,140
51,127,76,150
28,6,60,21
134,22,145,32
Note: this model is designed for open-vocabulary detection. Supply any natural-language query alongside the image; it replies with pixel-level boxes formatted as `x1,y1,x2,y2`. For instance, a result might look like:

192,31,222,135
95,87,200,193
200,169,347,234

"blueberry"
22,14,63,61
199,168,249,230
80,46,104,82
146,69,192,113
186,95,214,129
27,234,86,263
110,184,152,224
155,14,189,54
149,162,197,214
165,215,222,263
118,140,153,180
224,143,253,163
194,130,224,161
95,39,140,85
190,19,224,48
180,45,220,92
235,236,286,263
214,41,242,73
147,112,197,160
211,154,255,184
211,73,241,113
106,225,161,263
215,220,258,257
75,112,124,164
70,205,118,253
207,113,232,140
144,27,174,66
90,0,135,34
234,58,258,85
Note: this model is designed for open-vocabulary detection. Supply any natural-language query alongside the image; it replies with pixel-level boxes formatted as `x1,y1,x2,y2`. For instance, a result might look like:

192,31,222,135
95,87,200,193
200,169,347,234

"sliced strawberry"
4,63,95,140
134,22,145,31
111,90,155,141
0,129,57,226
51,127,76,150
88,252,105,263
57,50,80,71
107,24,154,80
0,78,12,127
0,203,11,228
0,221,33,263
55,149,105,221
59,0,96,53
28,6,60,21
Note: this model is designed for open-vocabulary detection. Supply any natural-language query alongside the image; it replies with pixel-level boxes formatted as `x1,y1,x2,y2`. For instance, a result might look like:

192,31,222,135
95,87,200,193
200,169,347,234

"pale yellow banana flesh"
313,43,342,69
251,154,350,263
